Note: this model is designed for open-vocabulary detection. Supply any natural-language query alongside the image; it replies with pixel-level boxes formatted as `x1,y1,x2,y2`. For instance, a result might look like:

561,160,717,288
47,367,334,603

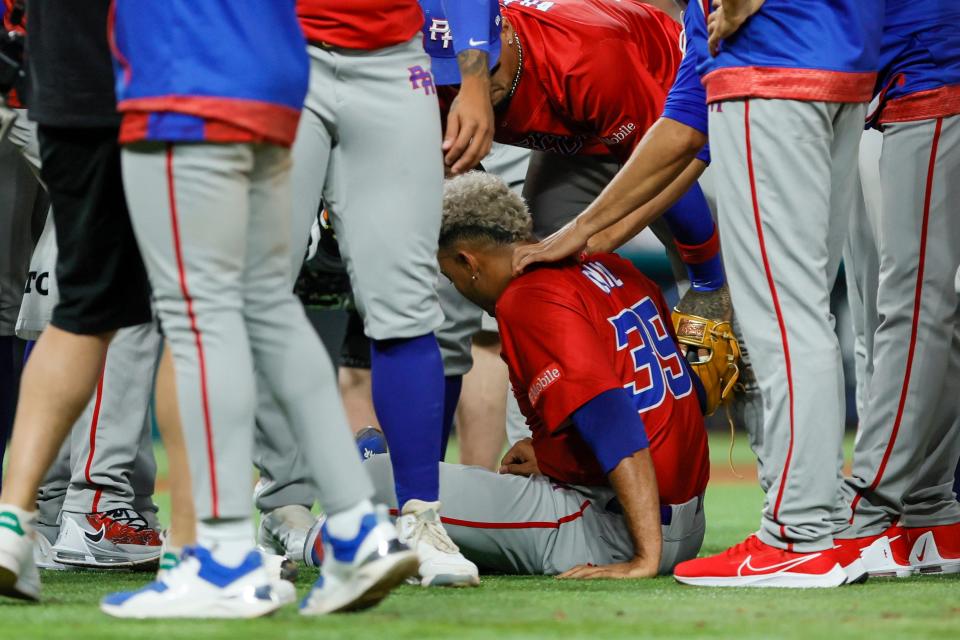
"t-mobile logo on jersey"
582,262,624,294
408,66,436,95
429,19,453,49
528,364,562,406
600,122,636,146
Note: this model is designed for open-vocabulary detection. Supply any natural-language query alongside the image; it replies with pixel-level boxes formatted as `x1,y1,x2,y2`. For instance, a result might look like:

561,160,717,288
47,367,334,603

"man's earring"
471,272,479,281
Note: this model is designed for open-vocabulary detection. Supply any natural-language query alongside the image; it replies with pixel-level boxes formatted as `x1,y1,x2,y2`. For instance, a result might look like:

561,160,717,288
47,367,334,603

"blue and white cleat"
299,506,418,615
100,546,295,619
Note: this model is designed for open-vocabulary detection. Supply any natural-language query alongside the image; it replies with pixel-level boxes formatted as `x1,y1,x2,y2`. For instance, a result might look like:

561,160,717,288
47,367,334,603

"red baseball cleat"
674,534,848,588
833,525,913,578
830,542,869,584
905,522,960,575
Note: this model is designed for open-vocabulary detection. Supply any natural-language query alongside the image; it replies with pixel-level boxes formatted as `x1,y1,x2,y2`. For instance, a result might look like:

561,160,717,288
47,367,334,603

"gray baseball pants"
840,115,960,536
34,324,163,530
709,99,866,552
6,111,159,528
122,141,372,520
254,36,444,511
363,454,705,575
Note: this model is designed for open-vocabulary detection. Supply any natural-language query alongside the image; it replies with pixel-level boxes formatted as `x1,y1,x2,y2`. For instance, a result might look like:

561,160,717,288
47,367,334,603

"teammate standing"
99,0,416,618
253,0,481,587
834,0,960,576
671,0,884,587
0,0,155,602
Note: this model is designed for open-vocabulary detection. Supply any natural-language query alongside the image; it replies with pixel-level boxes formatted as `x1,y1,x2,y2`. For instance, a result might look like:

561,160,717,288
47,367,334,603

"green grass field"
4,434,958,639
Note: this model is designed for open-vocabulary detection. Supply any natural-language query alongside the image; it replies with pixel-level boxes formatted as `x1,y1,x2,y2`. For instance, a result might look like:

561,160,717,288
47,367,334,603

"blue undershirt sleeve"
571,388,649,475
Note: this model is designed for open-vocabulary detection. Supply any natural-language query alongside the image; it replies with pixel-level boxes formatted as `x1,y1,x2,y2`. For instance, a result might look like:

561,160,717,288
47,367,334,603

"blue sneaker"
100,546,295,619
356,427,388,460
299,505,417,615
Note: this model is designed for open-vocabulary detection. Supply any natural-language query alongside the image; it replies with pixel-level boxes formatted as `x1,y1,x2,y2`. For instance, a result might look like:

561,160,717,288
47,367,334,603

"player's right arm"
559,391,663,580
440,0,495,174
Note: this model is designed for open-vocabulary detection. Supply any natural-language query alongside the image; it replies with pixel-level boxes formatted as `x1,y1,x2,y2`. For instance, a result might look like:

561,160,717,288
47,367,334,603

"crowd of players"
0,0,957,619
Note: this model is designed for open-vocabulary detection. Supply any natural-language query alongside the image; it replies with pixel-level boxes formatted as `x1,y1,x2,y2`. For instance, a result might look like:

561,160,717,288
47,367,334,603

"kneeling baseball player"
364,172,717,578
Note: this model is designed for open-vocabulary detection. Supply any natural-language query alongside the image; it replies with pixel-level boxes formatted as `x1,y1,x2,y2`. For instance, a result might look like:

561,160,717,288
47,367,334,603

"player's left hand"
557,559,659,580
707,0,766,56
443,74,494,175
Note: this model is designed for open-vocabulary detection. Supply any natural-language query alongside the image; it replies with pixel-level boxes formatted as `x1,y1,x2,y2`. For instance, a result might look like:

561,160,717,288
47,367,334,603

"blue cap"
420,0,502,86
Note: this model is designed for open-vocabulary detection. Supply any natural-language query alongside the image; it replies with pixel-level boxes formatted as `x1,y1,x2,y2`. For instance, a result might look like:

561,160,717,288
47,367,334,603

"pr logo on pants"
408,66,436,95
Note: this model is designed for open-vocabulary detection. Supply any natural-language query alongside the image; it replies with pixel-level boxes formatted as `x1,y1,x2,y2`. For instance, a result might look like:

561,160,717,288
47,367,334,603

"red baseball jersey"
496,253,709,505
297,0,423,51
489,0,683,162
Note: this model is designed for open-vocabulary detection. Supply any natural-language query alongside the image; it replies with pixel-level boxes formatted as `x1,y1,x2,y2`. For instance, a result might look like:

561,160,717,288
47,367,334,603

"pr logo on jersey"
429,19,453,49
408,65,436,96
528,364,562,406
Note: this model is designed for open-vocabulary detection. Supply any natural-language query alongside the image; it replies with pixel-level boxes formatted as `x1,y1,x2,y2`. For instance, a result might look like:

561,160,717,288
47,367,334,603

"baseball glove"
672,310,742,415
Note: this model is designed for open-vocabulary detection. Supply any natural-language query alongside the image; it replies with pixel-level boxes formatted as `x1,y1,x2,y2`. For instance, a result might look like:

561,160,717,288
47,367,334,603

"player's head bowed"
439,171,532,249
438,172,534,314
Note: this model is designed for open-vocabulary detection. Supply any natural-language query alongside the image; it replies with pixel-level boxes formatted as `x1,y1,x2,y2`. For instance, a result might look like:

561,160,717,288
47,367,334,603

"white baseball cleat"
257,504,316,564
397,500,480,588
0,507,41,601
100,546,295,619
53,509,162,569
33,525,71,572
833,526,914,579
300,505,418,615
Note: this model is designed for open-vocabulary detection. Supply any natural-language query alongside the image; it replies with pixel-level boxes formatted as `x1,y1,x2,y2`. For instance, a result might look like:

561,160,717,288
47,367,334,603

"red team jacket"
297,0,424,50
473,0,683,162
496,254,710,506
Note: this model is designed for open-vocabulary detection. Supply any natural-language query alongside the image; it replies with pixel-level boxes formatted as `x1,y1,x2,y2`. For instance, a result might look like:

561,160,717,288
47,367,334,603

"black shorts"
37,126,151,334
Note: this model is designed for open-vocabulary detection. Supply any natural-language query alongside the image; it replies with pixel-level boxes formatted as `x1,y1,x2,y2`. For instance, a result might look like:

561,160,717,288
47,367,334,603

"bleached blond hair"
439,171,533,249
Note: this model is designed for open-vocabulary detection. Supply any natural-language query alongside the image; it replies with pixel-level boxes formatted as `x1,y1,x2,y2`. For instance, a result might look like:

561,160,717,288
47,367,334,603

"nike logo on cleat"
916,540,929,563
85,527,106,543
738,553,821,576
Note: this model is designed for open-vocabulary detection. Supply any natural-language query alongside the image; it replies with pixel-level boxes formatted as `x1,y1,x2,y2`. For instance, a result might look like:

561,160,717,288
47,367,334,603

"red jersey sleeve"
560,39,670,163
497,282,623,432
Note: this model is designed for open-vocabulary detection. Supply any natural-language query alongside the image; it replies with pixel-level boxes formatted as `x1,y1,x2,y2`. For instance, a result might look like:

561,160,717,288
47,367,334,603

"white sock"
0,504,36,535
197,518,255,567
325,499,375,540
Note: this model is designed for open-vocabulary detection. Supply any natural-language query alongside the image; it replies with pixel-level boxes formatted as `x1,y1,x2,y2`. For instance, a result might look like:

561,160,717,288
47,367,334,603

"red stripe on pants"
388,501,591,530
165,145,219,518
84,365,106,513
744,100,797,549
849,117,943,521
